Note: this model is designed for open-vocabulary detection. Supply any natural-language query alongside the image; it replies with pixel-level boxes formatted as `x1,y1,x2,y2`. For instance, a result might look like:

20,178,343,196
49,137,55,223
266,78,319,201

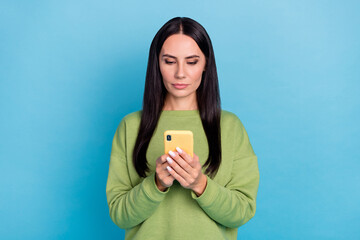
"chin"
168,91,193,99
172,92,190,98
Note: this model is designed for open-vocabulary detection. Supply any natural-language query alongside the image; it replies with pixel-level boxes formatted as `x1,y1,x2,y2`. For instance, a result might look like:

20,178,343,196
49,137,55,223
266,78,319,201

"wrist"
155,174,168,192
193,174,207,197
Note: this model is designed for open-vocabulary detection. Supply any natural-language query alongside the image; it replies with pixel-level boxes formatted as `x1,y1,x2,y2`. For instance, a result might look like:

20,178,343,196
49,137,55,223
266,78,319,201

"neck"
162,93,198,111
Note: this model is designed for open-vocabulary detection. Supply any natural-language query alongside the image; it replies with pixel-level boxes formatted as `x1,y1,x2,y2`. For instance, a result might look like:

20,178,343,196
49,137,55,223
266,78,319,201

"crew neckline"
160,109,200,117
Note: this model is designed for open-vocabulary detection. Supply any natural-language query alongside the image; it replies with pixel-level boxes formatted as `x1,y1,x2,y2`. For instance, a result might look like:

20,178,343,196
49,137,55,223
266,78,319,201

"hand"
155,154,175,192
166,147,207,196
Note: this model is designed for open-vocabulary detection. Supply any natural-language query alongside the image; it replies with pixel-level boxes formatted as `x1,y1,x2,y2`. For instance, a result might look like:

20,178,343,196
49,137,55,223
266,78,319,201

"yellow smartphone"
164,130,193,157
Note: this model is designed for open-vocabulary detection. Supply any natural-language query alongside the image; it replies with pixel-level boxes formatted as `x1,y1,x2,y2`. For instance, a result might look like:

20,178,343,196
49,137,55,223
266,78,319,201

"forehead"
161,34,203,56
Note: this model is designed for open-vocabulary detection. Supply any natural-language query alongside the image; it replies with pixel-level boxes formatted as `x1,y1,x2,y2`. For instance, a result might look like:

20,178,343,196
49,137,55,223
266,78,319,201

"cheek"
160,66,173,83
189,68,204,83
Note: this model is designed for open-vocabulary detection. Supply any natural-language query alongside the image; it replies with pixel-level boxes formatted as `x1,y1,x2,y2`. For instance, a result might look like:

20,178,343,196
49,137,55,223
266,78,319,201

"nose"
175,62,185,79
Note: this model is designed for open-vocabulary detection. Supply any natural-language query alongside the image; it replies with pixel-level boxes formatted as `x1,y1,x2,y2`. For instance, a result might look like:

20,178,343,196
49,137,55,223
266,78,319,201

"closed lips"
172,84,188,89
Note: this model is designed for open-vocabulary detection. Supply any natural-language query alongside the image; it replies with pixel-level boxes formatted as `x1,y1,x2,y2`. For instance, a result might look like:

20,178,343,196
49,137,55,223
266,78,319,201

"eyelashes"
165,60,198,65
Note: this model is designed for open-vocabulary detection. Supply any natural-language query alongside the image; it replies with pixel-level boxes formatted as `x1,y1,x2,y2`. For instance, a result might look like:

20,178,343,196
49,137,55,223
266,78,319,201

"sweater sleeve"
191,116,260,228
106,118,169,229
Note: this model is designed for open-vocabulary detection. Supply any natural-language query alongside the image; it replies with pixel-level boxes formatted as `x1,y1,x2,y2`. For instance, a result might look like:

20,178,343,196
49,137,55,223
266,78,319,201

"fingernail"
169,151,176,157
166,156,173,164
166,166,172,172
176,147,182,154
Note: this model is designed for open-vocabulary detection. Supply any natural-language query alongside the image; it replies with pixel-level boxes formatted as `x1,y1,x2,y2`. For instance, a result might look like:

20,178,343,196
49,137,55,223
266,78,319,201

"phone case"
164,130,193,157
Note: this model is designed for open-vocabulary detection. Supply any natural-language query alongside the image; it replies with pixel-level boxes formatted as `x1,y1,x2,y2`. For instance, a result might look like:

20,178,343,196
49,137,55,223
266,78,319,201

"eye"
188,61,198,65
165,60,175,64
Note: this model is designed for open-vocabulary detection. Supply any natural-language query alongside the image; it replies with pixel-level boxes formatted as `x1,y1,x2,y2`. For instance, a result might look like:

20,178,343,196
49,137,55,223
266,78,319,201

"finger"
168,150,193,174
175,147,197,168
164,173,175,181
174,151,202,180
156,154,169,165
166,166,188,187
158,162,172,176
163,163,172,177
160,171,175,186
166,154,192,180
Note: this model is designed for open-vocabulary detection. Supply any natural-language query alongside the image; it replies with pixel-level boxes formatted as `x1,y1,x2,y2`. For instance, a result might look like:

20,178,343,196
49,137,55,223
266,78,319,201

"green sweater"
106,110,259,240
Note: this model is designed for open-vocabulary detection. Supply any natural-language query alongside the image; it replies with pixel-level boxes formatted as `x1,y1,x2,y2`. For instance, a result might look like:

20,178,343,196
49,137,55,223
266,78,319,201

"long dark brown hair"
133,17,221,179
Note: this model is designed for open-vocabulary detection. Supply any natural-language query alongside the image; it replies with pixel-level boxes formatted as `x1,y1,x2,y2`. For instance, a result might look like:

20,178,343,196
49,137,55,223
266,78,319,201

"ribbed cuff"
191,175,218,207
142,172,170,202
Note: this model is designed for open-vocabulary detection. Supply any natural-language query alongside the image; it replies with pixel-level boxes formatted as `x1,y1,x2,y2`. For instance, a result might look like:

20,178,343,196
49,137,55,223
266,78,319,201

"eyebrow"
161,54,200,59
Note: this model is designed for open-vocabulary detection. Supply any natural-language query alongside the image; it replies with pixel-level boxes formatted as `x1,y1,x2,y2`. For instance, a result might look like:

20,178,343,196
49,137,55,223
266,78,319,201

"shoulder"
221,109,238,120
221,110,243,128
220,110,254,153
220,109,248,139
116,110,142,131
122,110,142,123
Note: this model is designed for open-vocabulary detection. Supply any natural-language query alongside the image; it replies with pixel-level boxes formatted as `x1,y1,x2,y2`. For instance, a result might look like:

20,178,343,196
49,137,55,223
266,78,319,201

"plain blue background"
1,1,359,239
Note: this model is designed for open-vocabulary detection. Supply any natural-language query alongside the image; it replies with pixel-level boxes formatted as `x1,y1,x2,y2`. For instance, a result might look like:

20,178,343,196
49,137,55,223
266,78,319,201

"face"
159,34,206,101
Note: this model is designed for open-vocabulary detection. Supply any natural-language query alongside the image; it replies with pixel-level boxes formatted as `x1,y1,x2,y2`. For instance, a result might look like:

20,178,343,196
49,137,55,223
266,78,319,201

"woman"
106,17,260,240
